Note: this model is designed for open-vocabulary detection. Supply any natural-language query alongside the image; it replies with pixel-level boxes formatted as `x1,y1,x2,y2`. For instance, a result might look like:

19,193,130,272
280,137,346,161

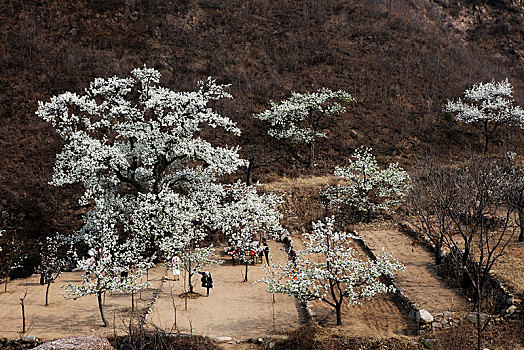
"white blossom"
323,147,410,221
253,88,354,167
254,88,354,144
445,79,524,153
258,217,403,325
37,67,285,302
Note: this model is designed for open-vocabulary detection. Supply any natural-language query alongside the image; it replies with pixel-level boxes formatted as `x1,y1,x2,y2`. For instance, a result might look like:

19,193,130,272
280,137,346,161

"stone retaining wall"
352,230,458,334
398,223,521,320
280,233,315,321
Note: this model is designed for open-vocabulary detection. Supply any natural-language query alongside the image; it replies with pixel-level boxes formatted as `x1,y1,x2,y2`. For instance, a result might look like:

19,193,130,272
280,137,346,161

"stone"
33,335,114,349
442,311,452,317
21,335,37,343
213,336,232,343
505,305,517,315
432,321,442,329
416,309,434,323
268,342,275,349
466,312,490,325
257,338,264,344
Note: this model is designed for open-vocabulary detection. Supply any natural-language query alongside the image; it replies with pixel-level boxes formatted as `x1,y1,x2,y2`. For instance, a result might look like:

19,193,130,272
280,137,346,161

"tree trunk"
188,259,194,293
461,246,472,289
244,261,248,282
246,159,253,186
476,286,482,350
131,290,134,316
518,208,524,242
435,247,442,265
97,292,108,327
188,272,194,293
435,239,442,265
335,303,342,325
483,120,489,155
45,282,51,306
308,142,315,169
20,296,26,334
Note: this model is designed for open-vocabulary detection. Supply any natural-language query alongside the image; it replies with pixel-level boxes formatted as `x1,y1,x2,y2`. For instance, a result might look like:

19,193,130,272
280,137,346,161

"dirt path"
147,241,301,341
0,267,164,340
357,224,471,314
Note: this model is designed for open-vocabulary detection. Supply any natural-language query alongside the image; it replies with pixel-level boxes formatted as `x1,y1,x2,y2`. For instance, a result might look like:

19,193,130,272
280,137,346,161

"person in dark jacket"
199,271,213,296
262,238,270,265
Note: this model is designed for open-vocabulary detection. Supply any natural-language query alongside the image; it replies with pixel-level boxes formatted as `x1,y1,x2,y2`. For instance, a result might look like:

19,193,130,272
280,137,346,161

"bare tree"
498,152,524,242
408,157,455,265
411,156,516,350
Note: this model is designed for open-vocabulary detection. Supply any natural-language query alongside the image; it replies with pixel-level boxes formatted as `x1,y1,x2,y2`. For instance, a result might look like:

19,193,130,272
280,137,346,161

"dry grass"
491,241,524,298
261,175,338,193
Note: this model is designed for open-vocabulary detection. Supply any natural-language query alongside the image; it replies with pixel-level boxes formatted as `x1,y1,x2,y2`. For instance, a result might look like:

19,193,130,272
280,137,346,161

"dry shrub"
112,327,219,350
273,322,418,350
434,316,524,350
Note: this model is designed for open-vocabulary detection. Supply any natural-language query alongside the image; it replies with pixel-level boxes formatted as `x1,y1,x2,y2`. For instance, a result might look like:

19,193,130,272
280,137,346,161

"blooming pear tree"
37,67,286,306
445,79,524,154
258,217,403,325
180,246,221,294
230,229,259,282
61,231,153,327
38,234,74,306
323,147,410,222
36,66,246,237
253,88,354,168
221,182,285,281
1,233,26,293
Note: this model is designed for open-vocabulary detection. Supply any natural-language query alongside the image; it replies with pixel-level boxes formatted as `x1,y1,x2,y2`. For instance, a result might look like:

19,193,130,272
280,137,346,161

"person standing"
199,271,213,296
171,255,181,281
262,238,270,265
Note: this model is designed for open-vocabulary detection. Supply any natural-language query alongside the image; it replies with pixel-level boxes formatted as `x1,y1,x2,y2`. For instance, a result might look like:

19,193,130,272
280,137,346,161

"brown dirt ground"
0,266,164,340
356,222,471,315
485,237,524,300
147,241,302,341
0,222,487,346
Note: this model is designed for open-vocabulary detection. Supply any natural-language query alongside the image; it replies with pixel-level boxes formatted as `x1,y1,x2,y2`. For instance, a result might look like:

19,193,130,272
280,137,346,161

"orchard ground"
0,225,522,347
0,239,418,344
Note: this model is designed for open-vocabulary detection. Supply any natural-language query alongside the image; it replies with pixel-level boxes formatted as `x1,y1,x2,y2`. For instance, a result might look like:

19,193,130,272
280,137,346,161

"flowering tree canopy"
259,217,403,325
37,67,286,308
323,147,410,222
445,79,524,154
253,88,354,168
61,217,154,326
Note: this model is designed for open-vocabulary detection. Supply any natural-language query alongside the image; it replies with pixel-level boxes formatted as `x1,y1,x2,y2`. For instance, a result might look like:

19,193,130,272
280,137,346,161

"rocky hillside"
1,0,524,241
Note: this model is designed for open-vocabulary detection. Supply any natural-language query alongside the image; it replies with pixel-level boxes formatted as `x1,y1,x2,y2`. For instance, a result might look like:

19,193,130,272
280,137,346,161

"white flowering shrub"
258,217,403,325
253,88,354,168
323,147,410,222
37,67,286,310
445,79,524,154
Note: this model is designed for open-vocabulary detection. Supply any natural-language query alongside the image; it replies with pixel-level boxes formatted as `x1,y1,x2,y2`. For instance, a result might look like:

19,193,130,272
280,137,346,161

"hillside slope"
1,0,523,240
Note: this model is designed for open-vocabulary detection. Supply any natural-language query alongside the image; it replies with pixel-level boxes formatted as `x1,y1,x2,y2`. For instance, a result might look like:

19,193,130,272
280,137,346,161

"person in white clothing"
171,255,181,281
